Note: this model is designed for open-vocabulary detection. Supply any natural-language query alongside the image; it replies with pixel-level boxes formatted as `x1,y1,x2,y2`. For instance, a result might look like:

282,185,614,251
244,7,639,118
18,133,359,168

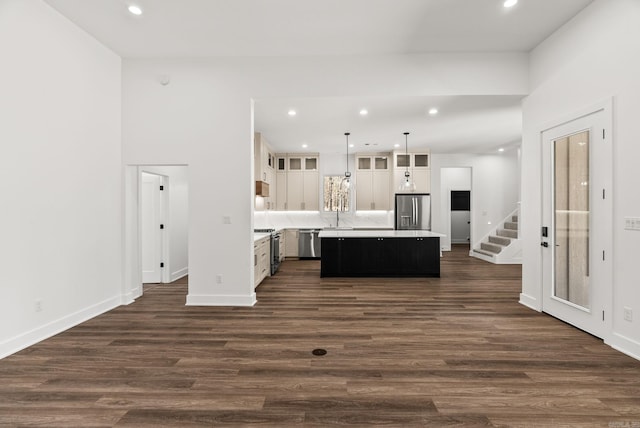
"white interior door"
451,211,470,244
541,108,612,338
451,190,471,244
141,172,163,283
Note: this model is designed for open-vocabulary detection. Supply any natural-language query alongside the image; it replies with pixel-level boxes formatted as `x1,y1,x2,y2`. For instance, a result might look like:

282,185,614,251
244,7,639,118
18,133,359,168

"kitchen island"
318,230,445,278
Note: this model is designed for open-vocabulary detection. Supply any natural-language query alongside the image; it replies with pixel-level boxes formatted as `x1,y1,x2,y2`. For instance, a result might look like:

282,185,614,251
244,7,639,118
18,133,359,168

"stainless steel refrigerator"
395,193,431,230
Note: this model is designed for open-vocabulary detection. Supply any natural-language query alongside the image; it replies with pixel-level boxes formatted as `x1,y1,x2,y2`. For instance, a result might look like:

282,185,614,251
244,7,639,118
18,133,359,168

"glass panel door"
553,130,590,308
541,105,611,340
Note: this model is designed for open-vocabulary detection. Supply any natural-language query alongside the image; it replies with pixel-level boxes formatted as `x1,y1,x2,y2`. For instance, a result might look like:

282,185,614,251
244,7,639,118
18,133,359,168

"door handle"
412,198,417,225
541,242,549,247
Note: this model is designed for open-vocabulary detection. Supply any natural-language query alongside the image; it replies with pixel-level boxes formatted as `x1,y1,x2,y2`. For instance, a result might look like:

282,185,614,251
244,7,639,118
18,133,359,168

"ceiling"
43,0,594,154
254,95,524,154
44,0,594,58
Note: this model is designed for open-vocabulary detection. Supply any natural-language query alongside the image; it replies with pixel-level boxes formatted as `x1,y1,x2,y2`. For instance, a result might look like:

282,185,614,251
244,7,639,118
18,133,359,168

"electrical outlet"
623,307,633,322
216,275,223,284
223,216,231,224
35,300,42,312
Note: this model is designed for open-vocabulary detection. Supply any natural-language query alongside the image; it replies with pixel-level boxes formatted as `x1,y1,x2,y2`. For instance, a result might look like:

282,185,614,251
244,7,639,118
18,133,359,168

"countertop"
254,233,271,243
318,230,445,239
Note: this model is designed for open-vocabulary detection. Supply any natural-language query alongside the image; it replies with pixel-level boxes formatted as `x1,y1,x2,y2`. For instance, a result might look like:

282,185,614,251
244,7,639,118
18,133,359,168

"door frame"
440,166,473,252
123,164,188,303
538,99,613,339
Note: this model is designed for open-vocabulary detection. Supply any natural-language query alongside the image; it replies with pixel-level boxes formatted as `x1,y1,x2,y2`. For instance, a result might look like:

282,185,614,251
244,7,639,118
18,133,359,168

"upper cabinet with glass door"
356,153,391,210
274,153,320,211
393,150,431,193
357,154,390,171
393,152,429,169
286,154,318,171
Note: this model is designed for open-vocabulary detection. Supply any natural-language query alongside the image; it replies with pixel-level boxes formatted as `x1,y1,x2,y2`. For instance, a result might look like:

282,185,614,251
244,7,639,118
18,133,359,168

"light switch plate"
624,217,640,231
624,307,633,322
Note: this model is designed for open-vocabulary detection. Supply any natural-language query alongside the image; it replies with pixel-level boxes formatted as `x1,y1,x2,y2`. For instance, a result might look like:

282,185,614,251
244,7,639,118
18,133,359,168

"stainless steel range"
254,228,281,275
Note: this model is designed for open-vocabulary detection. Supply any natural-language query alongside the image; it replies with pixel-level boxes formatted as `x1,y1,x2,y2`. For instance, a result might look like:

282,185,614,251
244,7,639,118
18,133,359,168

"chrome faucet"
336,208,340,228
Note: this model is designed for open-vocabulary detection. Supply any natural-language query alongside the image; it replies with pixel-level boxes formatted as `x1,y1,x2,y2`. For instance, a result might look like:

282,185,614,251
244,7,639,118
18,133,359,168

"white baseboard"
170,267,188,282
607,332,640,362
186,293,257,307
496,257,523,265
519,293,541,311
0,295,122,360
121,291,136,305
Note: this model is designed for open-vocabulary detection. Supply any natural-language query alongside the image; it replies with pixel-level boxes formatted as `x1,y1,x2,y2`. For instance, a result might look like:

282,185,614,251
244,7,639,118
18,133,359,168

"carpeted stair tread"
497,229,518,239
481,242,504,254
489,235,511,246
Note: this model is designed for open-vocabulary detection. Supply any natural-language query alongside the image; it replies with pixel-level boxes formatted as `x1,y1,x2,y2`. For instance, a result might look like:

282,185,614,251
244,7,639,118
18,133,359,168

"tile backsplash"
254,210,394,230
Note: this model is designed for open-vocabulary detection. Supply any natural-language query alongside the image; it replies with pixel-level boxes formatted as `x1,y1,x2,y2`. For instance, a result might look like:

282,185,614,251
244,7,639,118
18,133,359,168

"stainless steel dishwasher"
298,229,321,259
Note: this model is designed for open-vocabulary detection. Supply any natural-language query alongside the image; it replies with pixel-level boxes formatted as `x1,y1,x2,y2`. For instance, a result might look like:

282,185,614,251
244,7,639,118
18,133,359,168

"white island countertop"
318,230,445,239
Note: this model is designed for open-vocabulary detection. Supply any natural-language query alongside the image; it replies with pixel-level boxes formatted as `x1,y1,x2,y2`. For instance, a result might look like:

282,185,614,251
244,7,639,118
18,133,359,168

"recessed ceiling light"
359,109,368,116
288,110,297,116
394,144,400,148
349,144,354,148
128,5,143,15
301,143,308,148
504,0,518,8
428,108,439,115
498,148,505,152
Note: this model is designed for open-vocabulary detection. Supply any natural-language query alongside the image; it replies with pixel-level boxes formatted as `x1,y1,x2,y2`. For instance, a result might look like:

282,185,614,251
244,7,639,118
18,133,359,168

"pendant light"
399,132,416,192
343,132,351,188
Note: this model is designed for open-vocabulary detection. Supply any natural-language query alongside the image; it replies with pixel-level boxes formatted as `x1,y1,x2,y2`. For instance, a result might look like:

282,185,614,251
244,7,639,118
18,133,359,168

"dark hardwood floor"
2,245,640,427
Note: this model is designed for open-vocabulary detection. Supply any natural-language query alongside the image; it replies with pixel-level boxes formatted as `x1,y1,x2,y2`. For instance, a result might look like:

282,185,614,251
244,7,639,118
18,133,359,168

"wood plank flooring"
2,245,640,427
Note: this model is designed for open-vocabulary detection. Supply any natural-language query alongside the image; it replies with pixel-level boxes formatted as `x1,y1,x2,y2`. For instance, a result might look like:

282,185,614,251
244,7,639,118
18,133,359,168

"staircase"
472,209,522,264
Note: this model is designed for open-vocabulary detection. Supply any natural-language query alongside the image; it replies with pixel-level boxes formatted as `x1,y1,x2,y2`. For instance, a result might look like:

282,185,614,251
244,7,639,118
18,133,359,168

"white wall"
0,0,122,357
431,150,521,251
141,166,189,282
521,0,640,358
122,54,528,306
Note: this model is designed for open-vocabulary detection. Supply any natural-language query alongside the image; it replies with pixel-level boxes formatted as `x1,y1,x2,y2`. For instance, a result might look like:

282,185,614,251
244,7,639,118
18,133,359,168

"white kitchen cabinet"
277,153,319,211
285,229,299,258
254,235,270,288
356,154,391,210
356,170,374,209
302,170,319,210
265,168,275,210
393,150,431,193
286,171,305,210
254,133,276,211
276,171,287,210
412,168,431,194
